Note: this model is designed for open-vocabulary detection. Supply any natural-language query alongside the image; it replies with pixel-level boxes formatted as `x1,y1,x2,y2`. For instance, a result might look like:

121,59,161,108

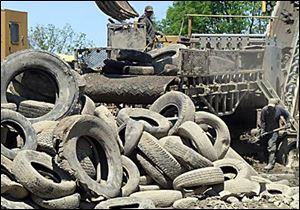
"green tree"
29,24,95,55
157,1,271,35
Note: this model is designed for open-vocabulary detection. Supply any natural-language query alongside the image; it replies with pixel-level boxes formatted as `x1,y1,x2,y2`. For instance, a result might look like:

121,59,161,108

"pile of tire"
1,50,295,209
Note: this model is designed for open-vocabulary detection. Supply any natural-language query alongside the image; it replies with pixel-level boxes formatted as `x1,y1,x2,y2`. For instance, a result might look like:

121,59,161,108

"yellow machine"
1,9,28,60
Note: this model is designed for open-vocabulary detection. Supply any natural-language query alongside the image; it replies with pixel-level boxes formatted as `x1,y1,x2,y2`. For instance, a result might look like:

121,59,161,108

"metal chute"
95,1,139,22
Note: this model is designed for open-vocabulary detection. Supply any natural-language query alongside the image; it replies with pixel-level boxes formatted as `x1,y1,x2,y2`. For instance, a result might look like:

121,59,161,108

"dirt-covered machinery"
76,1,299,165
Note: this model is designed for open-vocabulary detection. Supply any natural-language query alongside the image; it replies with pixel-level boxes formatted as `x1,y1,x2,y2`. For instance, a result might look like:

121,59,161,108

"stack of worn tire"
1,50,297,209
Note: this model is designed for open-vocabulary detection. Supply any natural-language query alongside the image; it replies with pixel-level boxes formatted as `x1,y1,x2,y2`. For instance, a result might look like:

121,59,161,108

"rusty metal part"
95,1,139,22
83,74,177,104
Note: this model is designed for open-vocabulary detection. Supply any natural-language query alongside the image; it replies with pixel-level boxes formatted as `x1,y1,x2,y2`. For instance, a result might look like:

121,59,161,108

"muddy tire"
1,103,17,111
123,66,155,75
95,197,155,209
32,121,58,156
121,155,140,197
117,49,153,65
18,100,54,118
176,121,218,161
31,193,81,209
12,150,76,199
173,167,224,190
265,183,291,195
130,190,183,207
149,91,195,135
1,49,79,124
1,197,35,209
1,109,37,160
222,178,261,195
162,136,214,170
1,155,14,177
1,174,29,199
139,185,161,191
213,158,252,180
137,132,185,180
79,95,96,115
136,153,172,189
54,115,123,199
76,139,97,178
123,120,144,156
117,108,172,138
194,111,231,159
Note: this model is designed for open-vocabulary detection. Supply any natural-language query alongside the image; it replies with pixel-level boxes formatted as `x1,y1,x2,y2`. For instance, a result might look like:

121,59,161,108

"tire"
76,139,97,178
137,132,185,180
1,174,29,199
139,185,161,191
32,121,58,156
18,100,54,118
1,197,35,209
265,183,291,195
95,197,155,209
1,103,17,111
12,150,76,199
54,115,123,199
173,167,224,190
194,111,231,159
139,175,153,185
123,66,155,75
222,178,261,196
136,153,172,189
213,158,252,180
117,108,172,138
129,190,183,207
1,49,79,124
149,91,195,135
162,136,214,170
1,109,37,160
80,95,96,115
176,121,218,162
121,155,140,197
117,49,153,65
172,197,198,209
123,119,144,156
148,44,187,74
31,193,81,209
1,154,14,178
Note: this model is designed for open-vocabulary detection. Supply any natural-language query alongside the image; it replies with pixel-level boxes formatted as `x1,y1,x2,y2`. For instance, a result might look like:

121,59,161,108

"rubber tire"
123,119,144,156
149,91,195,135
1,103,17,111
117,49,153,65
121,155,140,197
1,174,29,199
139,185,161,191
31,193,81,209
117,108,172,138
137,132,185,180
123,66,155,75
18,100,54,118
54,115,123,199
129,190,183,208
95,197,156,209
1,49,79,124
161,136,214,170
222,178,261,196
194,111,231,159
12,150,76,199
1,109,37,160
1,197,35,209
213,158,252,180
136,153,172,189
176,121,218,162
173,167,224,190
32,121,58,156
80,95,96,115
1,154,14,178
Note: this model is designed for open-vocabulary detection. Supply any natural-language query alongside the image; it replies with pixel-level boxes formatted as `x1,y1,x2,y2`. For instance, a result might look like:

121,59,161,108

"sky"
1,1,173,47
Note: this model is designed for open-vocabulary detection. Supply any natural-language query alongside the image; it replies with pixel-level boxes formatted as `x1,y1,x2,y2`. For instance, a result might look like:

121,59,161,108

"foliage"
157,1,274,35
29,24,95,55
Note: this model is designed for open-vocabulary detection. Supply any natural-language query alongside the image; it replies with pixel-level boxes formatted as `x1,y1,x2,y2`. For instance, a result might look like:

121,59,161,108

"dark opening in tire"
130,116,159,127
1,121,26,150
